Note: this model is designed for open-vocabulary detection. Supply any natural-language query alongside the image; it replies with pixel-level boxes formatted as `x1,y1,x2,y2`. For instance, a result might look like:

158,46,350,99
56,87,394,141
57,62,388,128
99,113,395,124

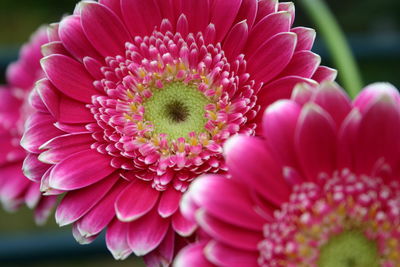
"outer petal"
205,241,259,267
210,0,242,42
106,219,132,260
174,242,216,267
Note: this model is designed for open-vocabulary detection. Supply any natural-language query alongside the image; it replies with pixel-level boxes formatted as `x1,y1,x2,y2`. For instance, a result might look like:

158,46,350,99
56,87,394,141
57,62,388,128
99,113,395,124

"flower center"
143,81,208,141
318,230,379,267
258,170,400,267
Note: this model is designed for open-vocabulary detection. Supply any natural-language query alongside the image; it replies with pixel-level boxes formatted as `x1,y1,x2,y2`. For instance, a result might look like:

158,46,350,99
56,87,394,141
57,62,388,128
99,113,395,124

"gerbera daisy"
0,27,56,224
22,0,334,264
175,82,400,267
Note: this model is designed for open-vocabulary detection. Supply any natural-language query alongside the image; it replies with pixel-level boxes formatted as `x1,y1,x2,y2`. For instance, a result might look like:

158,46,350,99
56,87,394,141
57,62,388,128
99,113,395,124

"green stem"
299,0,363,97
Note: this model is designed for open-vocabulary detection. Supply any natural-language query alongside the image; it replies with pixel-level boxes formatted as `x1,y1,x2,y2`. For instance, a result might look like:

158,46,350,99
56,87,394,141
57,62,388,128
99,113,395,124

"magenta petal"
106,219,132,260
292,27,316,51
121,0,162,37
158,189,182,218
80,1,131,57
34,195,57,226
205,241,259,267
277,50,321,79
143,227,175,266
35,78,60,118
55,172,118,226
353,83,400,113
210,0,242,42
99,0,123,18
41,133,93,150
41,54,98,103
59,15,102,62
41,41,70,57
174,242,215,267
58,96,94,123
222,21,248,60
278,2,295,25
197,211,261,251
172,210,197,236
72,223,98,245
76,180,126,237
295,103,337,181
22,153,49,182
246,11,291,54
235,0,257,29
224,135,291,205
49,149,114,190
181,0,210,33
25,183,41,209
189,175,264,231
337,109,361,170
263,100,302,169
354,95,400,174
47,23,60,42
255,0,278,23
247,32,297,84
115,180,160,222
127,208,169,256
311,66,338,83
312,82,352,128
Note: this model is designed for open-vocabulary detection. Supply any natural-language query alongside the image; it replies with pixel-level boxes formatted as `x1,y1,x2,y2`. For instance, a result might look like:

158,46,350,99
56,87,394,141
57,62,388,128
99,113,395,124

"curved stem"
299,0,363,97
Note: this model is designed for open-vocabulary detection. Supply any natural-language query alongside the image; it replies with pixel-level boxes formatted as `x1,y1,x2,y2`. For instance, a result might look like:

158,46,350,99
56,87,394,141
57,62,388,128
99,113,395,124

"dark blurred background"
0,0,399,266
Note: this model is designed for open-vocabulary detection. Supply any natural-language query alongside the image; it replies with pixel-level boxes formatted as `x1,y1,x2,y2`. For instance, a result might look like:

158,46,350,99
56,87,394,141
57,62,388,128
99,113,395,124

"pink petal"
41,54,98,103
58,96,94,123
278,2,295,25
292,27,316,51
34,195,57,226
40,133,93,150
277,50,321,79
76,180,126,237
106,219,132,260
247,32,297,84
80,1,131,57
311,66,338,83
35,78,60,118
197,210,261,251
172,210,197,236
263,100,302,169
174,242,215,267
222,21,248,60
143,227,175,266
47,23,60,42
25,183,41,209
181,0,210,33
121,0,162,37
49,149,114,190
354,95,400,174
246,11,291,55
41,41,71,57
22,153,50,182
312,82,352,128
224,135,290,206
295,103,337,181
72,223,98,244
54,122,89,133
337,109,361,170
115,180,160,222
205,241,258,267
353,83,400,113
55,172,119,226
189,175,265,231
158,188,182,218
291,82,316,105
235,0,257,29
127,208,170,256
99,0,123,18
255,0,278,23
59,15,102,62
210,0,242,42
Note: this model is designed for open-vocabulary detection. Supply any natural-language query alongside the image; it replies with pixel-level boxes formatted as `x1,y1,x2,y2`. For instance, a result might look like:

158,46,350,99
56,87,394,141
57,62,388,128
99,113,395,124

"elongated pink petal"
353,83,400,113
337,109,361,170
278,2,295,25
127,208,170,256
222,21,248,60
189,175,265,231
224,135,291,205
295,103,337,181
263,100,302,169
115,180,160,222
80,1,131,57
25,183,41,209
210,0,242,42
121,0,162,37
255,0,278,23
58,96,94,123
175,242,216,267
172,210,197,236
235,0,257,29
41,41,70,57
311,66,337,83
99,0,122,18
277,50,321,79
22,153,50,182
205,241,259,267
106,219,132,260
41,54,98,103
246,11,291,54
292,27,316,51
312,82,352,128
49,149,114,190
181,0,210,33
197,210,261,251
34,195,57,226
40,133,93,150
72,223,98,245
247,32,297,83
35,78,60,118
55,172,118,226
143,227,175,266
158,188,182,218
59,15,102,62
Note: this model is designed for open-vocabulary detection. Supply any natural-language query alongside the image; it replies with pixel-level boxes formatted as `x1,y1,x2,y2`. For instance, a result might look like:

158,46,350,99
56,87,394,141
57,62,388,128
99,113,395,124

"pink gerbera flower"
175,82,400,267
22,0,334,264
0,27,56,224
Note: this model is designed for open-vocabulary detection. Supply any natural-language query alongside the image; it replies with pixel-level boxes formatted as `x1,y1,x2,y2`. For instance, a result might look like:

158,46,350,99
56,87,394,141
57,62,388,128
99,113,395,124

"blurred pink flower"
176,82,400,267
22,0,334,263
0,27,56,224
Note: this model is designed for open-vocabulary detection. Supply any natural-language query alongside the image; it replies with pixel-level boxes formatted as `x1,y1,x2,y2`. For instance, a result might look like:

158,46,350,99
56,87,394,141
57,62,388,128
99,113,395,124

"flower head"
22,0,333,263
175,82,400,267
0,27,56,224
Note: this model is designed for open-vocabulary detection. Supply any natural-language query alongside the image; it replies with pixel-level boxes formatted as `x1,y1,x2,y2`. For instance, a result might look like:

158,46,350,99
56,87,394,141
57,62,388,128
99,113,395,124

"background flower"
175,82,400,267
0,27,56,224
21,0,333,264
